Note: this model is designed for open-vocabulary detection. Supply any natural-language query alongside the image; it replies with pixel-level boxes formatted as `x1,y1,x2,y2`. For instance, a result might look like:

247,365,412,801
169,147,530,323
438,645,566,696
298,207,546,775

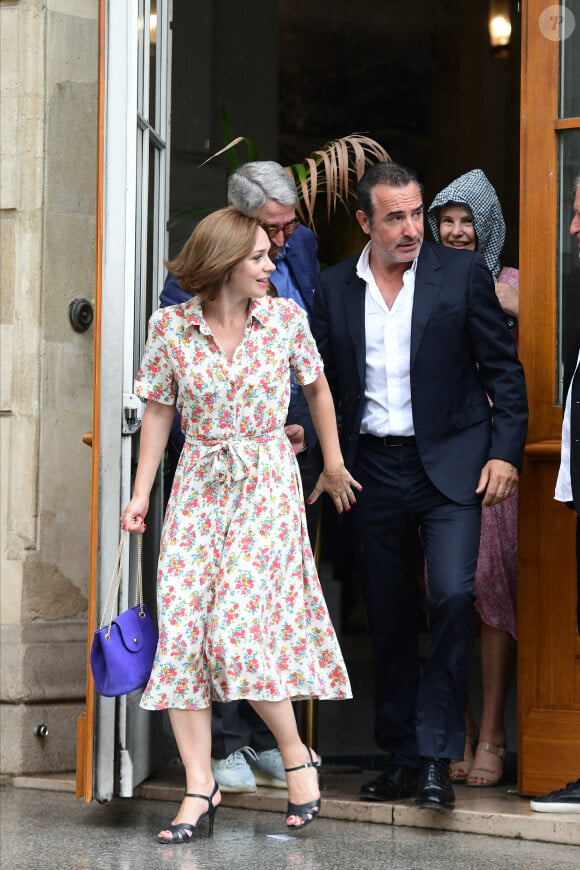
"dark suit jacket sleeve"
465,255,528,470
311,258,361,468
159,274,185,455
286,387,317,454
160,272,191,307
563,333,580,402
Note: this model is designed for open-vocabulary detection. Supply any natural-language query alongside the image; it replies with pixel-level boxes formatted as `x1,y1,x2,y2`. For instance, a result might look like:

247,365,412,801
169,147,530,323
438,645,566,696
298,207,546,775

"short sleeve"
134,310,177,405
285,301,324,386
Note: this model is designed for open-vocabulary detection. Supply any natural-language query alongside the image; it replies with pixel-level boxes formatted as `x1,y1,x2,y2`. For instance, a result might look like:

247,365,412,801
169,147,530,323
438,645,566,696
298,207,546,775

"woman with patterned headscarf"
426,169,519,788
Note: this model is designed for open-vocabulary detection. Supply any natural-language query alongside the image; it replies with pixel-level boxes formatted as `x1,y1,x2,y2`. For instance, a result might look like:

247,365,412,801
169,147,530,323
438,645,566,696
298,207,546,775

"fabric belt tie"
359,433,416,448
185,429,283,483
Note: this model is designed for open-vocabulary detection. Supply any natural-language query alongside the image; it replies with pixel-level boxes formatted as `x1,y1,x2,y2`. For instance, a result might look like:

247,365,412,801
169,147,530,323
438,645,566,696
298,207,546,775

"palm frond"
195,131,390,234
285,133,391,232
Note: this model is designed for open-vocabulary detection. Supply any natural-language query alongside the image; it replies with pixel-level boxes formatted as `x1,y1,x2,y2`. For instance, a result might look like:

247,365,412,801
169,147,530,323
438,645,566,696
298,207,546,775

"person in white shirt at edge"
530,174,580,814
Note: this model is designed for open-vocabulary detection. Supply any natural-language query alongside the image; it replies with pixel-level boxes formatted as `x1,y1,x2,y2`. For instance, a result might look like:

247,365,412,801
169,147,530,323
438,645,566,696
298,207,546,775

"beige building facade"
2,0,579,799
1,0,97,774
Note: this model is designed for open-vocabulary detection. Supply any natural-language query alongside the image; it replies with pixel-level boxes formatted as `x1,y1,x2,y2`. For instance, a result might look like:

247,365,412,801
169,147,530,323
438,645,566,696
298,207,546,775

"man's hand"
475,459,519,507
285,424,306,455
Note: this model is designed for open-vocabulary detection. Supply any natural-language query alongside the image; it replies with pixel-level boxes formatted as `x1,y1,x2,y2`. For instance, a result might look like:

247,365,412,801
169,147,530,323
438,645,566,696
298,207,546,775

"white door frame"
90,0,171,802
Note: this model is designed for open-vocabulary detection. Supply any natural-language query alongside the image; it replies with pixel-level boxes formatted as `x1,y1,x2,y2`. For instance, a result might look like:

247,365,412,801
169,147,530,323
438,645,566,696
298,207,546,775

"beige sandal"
449,731,478,782
466,741,506,787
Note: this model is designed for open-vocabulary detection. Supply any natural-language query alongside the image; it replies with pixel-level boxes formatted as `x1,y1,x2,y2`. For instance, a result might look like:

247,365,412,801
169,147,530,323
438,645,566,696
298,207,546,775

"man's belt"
359,434,416,448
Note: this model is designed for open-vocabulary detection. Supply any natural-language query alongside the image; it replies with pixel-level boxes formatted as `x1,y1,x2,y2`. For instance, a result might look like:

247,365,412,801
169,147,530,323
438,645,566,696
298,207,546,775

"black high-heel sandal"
285,747,321,830
157,781,219,845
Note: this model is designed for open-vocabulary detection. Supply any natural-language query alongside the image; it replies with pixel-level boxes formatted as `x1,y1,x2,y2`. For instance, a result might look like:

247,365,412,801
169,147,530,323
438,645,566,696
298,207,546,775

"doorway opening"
161,0,521,778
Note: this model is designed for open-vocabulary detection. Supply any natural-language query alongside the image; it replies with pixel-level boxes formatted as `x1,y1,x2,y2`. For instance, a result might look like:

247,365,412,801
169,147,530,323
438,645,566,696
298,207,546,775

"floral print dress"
136,294,352,710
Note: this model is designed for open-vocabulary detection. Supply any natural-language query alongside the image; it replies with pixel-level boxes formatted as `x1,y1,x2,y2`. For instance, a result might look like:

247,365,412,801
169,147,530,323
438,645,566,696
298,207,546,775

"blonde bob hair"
166,207,262,300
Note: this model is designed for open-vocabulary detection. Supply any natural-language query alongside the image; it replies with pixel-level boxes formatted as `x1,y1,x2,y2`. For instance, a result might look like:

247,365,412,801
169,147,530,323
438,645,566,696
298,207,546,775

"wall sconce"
489,2,511,60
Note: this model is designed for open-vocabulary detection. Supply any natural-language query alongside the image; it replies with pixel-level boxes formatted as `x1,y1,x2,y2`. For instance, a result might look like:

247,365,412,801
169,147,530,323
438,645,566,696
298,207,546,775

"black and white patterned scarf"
426,168,506,279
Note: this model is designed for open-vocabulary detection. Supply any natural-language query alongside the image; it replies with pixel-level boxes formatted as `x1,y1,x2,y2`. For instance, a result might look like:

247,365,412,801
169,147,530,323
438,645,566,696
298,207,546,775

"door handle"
82,432,93,447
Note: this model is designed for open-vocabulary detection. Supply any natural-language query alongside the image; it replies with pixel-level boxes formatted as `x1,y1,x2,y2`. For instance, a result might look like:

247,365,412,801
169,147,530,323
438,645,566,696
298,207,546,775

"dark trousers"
211,700,277,759
353,437,481,768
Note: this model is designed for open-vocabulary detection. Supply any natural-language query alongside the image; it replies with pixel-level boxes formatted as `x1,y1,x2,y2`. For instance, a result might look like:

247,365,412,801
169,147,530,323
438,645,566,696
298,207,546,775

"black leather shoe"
360,765,418,801
415,757,455,812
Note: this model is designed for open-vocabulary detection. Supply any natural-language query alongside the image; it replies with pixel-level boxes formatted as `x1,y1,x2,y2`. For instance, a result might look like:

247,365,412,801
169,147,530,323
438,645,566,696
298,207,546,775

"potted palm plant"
199,130,391,265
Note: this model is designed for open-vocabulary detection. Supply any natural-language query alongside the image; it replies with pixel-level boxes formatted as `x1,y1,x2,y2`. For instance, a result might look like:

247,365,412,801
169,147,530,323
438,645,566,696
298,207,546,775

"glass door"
517,0,580,797
76,0,172,802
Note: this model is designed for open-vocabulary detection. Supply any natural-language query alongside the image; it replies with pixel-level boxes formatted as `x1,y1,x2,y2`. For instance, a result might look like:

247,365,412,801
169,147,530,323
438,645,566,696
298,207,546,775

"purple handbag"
90,531,158,697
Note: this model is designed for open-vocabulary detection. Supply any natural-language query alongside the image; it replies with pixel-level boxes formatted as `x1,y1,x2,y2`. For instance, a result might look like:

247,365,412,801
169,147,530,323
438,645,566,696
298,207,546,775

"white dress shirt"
555,348,580,503
356,241,417,437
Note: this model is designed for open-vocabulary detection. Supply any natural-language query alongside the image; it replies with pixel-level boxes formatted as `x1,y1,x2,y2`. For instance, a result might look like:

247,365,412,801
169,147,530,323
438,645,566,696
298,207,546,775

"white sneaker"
211,749,257,793
244,746,287,789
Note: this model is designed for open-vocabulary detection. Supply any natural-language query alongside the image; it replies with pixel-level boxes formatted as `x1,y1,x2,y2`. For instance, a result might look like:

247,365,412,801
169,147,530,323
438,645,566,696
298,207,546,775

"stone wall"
0,0,98,774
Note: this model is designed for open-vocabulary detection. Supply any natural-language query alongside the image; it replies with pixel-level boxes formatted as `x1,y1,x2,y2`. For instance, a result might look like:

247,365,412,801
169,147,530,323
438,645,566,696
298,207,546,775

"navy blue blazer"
312,241,528,506
268,224,319,318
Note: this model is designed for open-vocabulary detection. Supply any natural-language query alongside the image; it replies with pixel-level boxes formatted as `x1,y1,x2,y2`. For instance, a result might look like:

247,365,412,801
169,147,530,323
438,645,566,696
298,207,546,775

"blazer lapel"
411,243,443,369
285,243,314,314
343,266,366,387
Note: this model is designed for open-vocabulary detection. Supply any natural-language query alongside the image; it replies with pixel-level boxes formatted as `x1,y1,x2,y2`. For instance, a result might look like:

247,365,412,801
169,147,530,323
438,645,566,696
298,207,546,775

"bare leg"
468,623,515,785
157,707,221,840
450,701,479,780
249,698,319,827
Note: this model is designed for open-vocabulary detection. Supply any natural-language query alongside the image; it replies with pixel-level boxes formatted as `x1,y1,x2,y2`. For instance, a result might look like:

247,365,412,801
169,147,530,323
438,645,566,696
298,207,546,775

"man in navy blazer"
312,162,528,810
160,161,321,795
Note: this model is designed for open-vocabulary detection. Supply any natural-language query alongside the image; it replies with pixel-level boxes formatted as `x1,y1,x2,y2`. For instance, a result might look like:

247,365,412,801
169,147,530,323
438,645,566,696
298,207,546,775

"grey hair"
574,174,580,195
227,161,298,216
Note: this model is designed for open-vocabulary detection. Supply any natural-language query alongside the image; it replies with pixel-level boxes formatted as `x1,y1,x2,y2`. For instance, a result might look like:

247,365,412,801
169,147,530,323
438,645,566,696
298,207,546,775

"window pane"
137,0,146,116
149,0,157,130
146,139,158,324
557,130,580,401
559,1,580,118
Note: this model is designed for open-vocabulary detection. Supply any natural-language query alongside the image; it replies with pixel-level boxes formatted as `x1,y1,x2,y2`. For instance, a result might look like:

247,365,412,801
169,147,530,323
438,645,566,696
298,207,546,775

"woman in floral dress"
427,169,519,788
121,208,358,843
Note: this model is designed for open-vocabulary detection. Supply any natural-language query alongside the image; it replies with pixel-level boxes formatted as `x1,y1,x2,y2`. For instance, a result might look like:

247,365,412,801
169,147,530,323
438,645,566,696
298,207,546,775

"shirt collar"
274,241,289,262
356,240,419,282
180,293,272,331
